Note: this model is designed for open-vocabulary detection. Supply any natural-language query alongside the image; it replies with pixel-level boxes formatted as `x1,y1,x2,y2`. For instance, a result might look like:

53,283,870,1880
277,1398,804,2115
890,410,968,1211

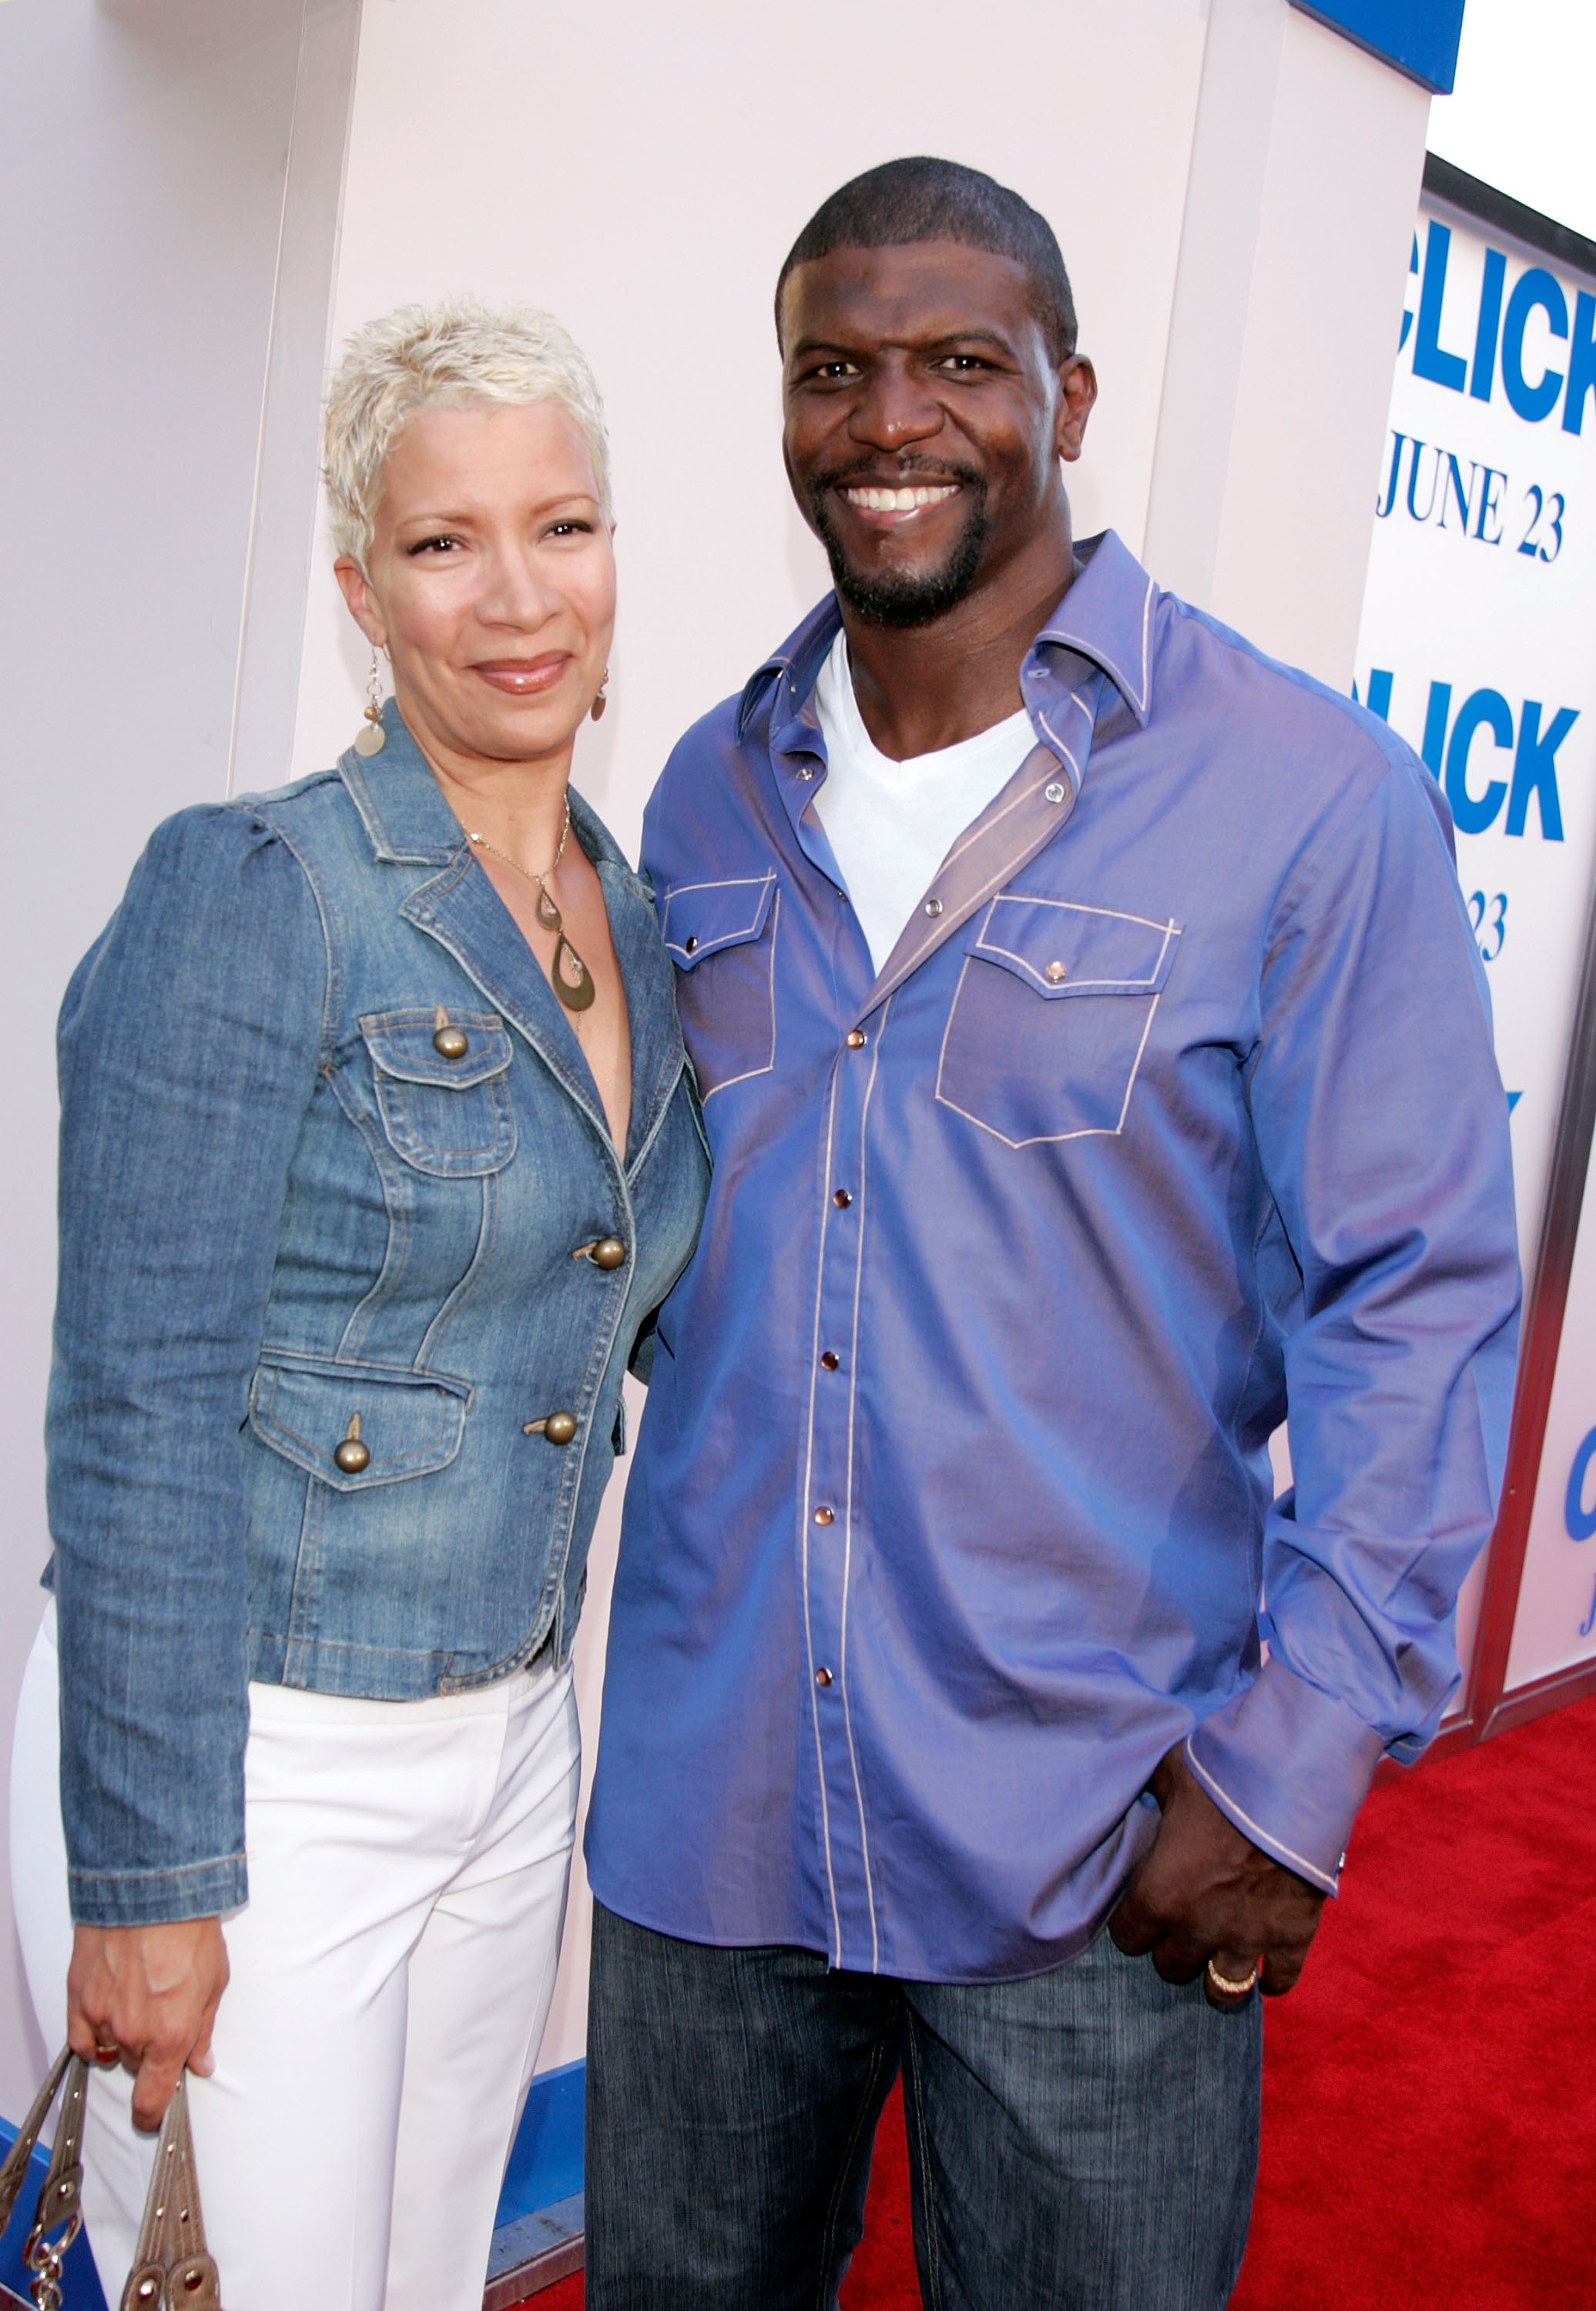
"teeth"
843,484,958,512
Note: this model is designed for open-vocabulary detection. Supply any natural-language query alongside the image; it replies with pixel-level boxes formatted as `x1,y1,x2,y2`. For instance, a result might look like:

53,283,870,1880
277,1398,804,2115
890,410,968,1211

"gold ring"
1205,1957,1259,1997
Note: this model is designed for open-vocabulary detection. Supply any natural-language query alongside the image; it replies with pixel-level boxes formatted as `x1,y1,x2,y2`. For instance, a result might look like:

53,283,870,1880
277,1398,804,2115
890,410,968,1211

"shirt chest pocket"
935,897,1181,1145
360,1012,517,1176
662,874,778,1099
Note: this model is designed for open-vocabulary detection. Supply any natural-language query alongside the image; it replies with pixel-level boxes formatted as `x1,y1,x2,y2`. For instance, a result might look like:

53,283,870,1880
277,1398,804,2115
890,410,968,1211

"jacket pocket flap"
359,1012,512,1089
249,1355,472,1491
968,898,1181,998
662,874,776,970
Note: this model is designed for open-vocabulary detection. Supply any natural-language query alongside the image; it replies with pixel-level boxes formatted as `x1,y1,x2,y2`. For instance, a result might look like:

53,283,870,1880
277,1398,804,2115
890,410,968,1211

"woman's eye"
407,534,463,555
547,519,595,538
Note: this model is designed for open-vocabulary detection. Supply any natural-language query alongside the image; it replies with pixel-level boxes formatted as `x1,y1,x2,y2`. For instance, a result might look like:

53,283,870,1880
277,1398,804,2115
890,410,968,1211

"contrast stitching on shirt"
1113,991,1164,1131
1138,575,1153,714
699,886,780,1101
935,730,1080,877
800,1067,846,1961
838,1001,890,1974
662,871,776,962
1182,1744,1338,1893
872,779,1078,1011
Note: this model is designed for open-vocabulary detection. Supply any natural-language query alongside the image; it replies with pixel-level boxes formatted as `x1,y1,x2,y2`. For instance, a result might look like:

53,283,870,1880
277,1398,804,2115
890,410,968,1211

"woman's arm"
49,803,328,1929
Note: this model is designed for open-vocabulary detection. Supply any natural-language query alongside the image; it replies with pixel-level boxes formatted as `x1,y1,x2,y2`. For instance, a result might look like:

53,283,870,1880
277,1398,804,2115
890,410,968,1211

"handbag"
0,2048,222,2311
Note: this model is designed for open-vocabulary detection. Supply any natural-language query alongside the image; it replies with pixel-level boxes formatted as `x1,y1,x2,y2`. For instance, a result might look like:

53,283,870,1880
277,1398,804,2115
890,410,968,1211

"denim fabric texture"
46,703,709,1925
585,1901,1260,2311
587,529,1522,1983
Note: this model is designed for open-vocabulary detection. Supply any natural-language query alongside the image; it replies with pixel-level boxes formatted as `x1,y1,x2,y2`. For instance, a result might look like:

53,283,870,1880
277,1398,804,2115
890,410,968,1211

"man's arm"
1115,741,1521,2000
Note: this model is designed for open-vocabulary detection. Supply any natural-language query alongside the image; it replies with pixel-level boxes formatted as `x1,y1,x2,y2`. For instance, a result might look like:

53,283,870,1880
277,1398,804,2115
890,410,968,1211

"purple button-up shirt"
586,530,1521,1981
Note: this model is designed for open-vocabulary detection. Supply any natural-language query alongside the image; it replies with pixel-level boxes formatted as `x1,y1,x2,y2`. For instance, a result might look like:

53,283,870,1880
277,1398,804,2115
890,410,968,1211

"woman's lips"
473,654,570,696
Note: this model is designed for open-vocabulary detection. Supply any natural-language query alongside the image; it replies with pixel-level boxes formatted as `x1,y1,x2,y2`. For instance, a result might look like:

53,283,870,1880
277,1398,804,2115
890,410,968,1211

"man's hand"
1108,1743,1326,2006
67,1918,230,2131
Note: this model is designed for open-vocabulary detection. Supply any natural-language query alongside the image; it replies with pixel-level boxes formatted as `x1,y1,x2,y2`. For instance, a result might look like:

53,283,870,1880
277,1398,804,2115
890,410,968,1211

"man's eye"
937,354,988,373
810,361,860,382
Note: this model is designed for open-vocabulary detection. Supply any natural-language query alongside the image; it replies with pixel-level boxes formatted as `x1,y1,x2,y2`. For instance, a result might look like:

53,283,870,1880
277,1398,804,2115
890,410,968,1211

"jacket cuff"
1184,1656,1385,1895
68,1853,246,1928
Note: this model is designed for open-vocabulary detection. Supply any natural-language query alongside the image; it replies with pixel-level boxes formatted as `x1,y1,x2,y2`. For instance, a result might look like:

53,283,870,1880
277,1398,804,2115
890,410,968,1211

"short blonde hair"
323,296,612,565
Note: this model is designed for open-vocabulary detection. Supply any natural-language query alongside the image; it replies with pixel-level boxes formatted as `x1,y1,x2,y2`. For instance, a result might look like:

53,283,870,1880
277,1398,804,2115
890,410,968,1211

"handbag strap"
0,2048,89,2311
119,2075,221,2311
0,2050,222,2311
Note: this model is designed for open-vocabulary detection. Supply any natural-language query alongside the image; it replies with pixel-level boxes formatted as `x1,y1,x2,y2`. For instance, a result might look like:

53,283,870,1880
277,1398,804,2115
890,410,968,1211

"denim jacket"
46,702,709,1926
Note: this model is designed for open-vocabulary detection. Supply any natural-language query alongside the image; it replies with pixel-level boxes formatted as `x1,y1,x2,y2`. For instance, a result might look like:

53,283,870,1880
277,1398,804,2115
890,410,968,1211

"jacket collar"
736,527,1158,746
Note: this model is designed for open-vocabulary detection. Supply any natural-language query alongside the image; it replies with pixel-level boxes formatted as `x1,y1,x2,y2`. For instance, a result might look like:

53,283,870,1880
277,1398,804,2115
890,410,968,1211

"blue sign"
1289,0,1466,95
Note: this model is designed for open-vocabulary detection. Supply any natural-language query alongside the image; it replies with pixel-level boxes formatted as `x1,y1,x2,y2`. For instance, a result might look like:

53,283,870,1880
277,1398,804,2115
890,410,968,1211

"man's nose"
848,361,944,452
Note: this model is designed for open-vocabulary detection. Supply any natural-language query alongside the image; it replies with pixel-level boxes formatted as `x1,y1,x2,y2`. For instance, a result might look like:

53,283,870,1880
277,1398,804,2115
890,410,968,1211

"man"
584,157,1520,2309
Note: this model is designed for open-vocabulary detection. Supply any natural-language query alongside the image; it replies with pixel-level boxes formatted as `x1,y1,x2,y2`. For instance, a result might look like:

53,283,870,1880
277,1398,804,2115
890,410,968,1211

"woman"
10,297,708,2310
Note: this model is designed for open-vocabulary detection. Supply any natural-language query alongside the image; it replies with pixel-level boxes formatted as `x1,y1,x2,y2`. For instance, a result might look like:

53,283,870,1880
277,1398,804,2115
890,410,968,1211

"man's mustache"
808,454,986,496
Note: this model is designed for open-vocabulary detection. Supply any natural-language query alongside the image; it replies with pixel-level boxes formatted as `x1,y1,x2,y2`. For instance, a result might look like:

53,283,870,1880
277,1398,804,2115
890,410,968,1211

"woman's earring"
354,649,387,757
590,666,610,723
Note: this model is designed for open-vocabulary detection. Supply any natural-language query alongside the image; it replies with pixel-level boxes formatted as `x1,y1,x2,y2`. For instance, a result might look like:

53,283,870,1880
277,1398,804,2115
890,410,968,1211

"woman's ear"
334,555,387,648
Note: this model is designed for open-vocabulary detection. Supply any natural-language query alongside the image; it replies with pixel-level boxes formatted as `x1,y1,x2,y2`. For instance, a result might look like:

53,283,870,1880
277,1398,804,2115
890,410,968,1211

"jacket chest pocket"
662,874,778,1099
935,897,1180,1145
360,1011,517,1176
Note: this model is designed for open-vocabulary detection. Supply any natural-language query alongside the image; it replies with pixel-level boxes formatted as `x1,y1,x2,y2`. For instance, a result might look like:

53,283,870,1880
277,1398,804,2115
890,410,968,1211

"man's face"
780,241,1095,627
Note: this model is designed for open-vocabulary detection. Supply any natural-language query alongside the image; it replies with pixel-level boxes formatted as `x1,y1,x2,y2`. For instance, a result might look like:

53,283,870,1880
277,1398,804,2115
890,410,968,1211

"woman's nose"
476,550,560,629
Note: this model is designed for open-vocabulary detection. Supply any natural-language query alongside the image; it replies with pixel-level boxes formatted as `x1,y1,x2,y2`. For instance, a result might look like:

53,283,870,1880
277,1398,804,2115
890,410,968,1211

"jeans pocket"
935,896,1180,1145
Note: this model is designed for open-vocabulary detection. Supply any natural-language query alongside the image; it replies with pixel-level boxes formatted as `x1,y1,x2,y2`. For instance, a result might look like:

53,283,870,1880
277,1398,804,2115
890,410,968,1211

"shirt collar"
337,699,631,877
736,527,1157,747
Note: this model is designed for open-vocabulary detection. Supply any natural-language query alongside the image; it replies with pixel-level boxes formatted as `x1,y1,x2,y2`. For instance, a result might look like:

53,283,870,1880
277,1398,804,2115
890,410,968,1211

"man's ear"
334,555,387,648
1055,356,1098,465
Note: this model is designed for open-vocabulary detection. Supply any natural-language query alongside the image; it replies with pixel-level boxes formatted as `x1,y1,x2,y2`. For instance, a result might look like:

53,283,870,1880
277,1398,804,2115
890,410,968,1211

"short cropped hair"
776,156,1078,362
323,295,612,565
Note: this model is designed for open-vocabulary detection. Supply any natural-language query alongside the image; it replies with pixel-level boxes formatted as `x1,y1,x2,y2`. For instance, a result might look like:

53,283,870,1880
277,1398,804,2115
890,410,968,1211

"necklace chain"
464,800,595,1015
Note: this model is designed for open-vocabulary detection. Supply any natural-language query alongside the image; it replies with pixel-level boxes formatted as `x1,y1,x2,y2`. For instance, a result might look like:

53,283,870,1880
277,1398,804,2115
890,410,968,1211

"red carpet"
517,1692,1596,2309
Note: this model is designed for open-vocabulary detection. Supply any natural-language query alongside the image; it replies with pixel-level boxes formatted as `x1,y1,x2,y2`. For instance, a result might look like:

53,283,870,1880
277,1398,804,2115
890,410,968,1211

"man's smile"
839,481,961,525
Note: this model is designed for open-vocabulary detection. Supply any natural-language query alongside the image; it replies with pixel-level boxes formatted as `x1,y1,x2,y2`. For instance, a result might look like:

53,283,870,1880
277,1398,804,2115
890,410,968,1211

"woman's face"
337,401,615,773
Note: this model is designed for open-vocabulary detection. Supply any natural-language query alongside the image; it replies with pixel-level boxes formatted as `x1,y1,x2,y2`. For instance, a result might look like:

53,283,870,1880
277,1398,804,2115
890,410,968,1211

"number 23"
1468,890,1507,962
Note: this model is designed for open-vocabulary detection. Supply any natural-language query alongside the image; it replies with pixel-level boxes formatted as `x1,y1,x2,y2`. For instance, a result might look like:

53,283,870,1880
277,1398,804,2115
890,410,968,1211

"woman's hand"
67,1919,230,2131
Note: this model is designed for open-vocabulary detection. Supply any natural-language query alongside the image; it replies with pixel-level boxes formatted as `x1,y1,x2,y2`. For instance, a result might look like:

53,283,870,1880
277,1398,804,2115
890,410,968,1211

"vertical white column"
1145,0,1432,686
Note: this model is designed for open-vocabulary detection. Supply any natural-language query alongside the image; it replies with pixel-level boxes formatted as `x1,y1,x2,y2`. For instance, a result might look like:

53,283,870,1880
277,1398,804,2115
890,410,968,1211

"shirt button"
846,1029,867,1049
833,1189,852,1208
1044,961,1067,984
924,897,944,917
820,1351,840,1371
684,934,699,954
1045,781,1067,804
815,1667,833,1687
798,765,816,780
814,1505,835,1525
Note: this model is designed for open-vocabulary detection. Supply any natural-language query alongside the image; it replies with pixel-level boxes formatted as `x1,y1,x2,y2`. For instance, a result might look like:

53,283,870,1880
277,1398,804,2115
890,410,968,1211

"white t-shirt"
812,629,1036,974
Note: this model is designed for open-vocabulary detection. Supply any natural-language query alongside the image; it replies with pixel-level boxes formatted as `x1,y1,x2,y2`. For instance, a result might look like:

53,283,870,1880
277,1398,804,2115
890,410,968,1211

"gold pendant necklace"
467,800,595,1013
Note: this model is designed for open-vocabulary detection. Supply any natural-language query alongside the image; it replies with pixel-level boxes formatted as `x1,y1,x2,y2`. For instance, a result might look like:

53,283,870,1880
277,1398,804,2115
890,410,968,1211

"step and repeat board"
1353,158,1596,1722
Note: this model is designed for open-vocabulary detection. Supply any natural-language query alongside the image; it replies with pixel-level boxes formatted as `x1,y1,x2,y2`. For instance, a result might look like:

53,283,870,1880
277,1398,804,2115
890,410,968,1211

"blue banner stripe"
1289,0,1467,94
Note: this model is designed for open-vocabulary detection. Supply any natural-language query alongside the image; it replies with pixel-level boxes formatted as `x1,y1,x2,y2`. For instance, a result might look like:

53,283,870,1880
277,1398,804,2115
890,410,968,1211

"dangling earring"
590,666,609,722
354,648,387,757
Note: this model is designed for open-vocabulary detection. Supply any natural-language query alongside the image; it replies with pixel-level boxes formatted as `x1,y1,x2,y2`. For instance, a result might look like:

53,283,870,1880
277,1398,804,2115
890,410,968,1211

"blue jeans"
585,1903,1261,2310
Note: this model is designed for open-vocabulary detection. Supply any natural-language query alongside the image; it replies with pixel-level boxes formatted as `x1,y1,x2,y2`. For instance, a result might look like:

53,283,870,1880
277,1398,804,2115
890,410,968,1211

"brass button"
333,1414,370,1474
820,1351,840,1371
1044,961,1067,984
814,1505,835,1525
684,934,699,954
432,1024,469,1059
542,1410,578,1447
924,897,943,917
589,1237,627,1270
833,1189,852,1209
846,1029,867,1049
815,1667,833,1688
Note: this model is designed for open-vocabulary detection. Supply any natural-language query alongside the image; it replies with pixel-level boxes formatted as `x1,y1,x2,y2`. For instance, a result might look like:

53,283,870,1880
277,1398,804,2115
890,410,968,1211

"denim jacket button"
541,1411,578,1446
431,1024,469,1059
333,1415,370,1474
589,1237,627,1270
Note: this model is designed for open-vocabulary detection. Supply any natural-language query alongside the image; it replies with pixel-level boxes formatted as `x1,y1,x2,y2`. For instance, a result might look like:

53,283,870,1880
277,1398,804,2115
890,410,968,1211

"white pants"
10,1605,580,2311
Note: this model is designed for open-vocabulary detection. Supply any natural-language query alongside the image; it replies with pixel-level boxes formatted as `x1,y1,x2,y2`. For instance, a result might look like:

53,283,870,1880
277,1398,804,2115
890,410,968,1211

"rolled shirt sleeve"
47,805,327,1925
1186,743,1521,1891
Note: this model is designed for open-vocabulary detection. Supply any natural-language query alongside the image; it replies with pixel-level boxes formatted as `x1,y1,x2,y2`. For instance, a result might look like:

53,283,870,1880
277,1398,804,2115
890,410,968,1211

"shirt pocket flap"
968,898,1181,999
359,1011,512,1088
662,874,777,970
249,1355,472,1491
